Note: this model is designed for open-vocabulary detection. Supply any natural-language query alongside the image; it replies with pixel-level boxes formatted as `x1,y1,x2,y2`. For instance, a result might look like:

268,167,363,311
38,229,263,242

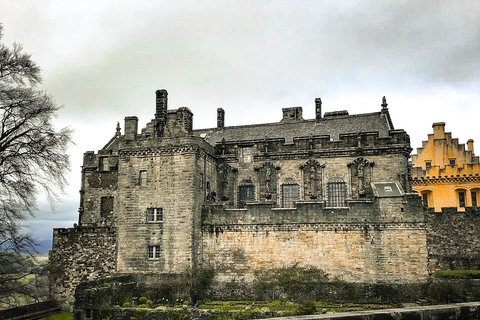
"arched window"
282,184,299,208
327,180,346,207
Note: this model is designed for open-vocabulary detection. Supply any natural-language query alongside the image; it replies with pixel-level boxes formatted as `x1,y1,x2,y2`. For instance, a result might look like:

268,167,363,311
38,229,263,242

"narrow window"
422,193,429,207
100,196,114,218
148,245,160,259
425,161,432,169
472,191,477,207
282,184,299,208
99,157,109,171
327,182,347,207
449,159,456,166
459,192,466,208
238,185,255,208
200,173,204,188
139,170,147,186
146,208,163,223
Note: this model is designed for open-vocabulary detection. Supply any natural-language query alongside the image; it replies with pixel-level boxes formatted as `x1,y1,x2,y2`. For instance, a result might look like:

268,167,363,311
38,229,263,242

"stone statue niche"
348,157,374,198
255,161,278,201
300,159,325,200
217,163,234,203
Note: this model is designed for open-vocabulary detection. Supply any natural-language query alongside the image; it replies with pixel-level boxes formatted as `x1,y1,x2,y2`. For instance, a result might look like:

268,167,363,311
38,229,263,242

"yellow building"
411,122,480,212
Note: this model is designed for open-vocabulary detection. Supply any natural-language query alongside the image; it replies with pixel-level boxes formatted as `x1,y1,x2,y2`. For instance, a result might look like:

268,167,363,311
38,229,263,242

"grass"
39,312,72,320
434,270,480,279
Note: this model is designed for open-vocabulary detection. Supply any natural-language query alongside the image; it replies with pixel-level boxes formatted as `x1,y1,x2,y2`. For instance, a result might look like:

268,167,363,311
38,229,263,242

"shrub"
138,296,148,304
295,301,317,315
138,304,148,308
146,300,153,306
427,282,462,304
122,302,131,308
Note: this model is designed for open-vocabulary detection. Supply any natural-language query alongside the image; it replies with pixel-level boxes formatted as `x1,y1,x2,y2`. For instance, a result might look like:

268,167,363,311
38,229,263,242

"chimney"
155,89,168,137
281,107,303,122
124,116,138,140
217,108,225,129
467,139,474,153
432,122,446,140
315,98,322,122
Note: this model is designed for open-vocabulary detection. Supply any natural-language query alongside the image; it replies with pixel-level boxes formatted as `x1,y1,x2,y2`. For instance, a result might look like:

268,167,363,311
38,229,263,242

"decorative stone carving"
348,157,374,198
218,163,233,201
255,161,280,200
300,159,325,200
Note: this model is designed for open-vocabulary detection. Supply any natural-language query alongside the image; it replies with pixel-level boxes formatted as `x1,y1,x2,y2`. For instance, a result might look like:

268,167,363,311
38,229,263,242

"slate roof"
193,111,393,146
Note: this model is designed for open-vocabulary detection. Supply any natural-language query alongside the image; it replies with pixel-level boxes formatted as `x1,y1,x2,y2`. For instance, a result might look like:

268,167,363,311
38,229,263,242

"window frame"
147,245,160,259
472,191,478,207
146,208,163,223
139,170,147,186
459,191,466,208
327,181,347,208
281,183,299,208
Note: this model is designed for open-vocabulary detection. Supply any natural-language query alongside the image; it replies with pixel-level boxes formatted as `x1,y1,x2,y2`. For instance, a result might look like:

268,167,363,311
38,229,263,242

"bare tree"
0,24,72,307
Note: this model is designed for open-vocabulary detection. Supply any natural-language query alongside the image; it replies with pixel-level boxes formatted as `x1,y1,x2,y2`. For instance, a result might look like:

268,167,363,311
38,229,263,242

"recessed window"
238,185,254,208
100,196,114,218
282,184,299,208
99,157,109,171
148,245,160,259
425,161,432,169
459,192,466,208
327,181,347,207
422,193,429,207
139,170,147,186
200,173,204,188
472,191,477,207
449,159,456,166
146,208,163,223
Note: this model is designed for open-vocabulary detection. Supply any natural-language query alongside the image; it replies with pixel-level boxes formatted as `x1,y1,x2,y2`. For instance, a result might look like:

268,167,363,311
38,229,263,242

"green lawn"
39,312,72,320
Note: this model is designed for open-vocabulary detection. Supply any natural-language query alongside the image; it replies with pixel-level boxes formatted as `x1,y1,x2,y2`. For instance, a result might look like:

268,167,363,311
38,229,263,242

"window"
472,191,477,207
422,193,429,207
100,196,114,218
146,208,163,222
148,245,160,259
99,157,109,171
241,147,253,163
282,184,299,208
200,173,204,188
459,192,466,208
139,170,147,186
384,186,393,193
327,181,347,207
425,161,432,169
449,159,456,166
238,185,254,208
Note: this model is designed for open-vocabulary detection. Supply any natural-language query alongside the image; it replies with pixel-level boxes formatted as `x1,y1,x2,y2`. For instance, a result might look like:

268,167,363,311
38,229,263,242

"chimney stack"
155,89,168,137
124,116,138,140
315,98,322,122
467,139,474,153
432,122,446,140
217,108,225,129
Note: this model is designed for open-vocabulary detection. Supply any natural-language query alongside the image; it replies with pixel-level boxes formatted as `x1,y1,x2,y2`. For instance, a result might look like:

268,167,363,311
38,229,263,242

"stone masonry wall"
426,207,480,273
202,195,428,284
115,149,200,274
49,227,116,309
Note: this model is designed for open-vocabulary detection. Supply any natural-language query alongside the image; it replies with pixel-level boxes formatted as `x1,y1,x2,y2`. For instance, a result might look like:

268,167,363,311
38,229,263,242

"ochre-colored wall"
411,123,480,212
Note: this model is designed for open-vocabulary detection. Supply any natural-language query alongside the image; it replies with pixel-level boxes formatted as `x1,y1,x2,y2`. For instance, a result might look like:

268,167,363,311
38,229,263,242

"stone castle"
49,90,480,307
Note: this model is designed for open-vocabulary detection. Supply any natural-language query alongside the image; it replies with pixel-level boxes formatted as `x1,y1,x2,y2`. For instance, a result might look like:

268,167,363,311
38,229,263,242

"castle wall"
426,207,480,272
48,227,116,308
202,196,428,284
115,150,198,274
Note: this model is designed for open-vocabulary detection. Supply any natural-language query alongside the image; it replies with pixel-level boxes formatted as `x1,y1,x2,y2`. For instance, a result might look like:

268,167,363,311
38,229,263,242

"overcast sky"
1,0,479,240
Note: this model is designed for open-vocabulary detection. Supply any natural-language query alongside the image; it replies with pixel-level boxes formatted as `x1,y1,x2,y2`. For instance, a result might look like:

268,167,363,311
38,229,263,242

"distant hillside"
35,239,52,256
